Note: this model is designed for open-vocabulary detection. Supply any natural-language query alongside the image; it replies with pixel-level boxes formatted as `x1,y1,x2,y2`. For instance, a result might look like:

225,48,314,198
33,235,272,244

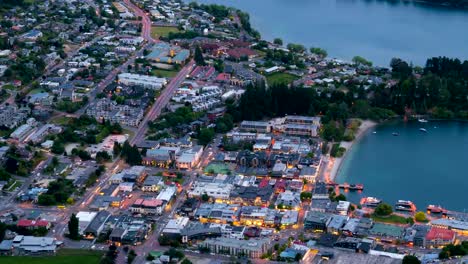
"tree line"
231,56,468,127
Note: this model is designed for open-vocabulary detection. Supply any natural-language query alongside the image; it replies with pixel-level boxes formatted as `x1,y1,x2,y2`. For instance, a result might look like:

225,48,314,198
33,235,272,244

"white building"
118,73,167,90
76,211,97,235
176,145,203,169
12,235,59,255
156,186,177,202
336,201,351,216
275,190,301,210
187,182,233,200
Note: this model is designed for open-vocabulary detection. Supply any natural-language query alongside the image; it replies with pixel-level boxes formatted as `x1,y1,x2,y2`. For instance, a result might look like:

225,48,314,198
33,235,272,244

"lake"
192,0,468,66
336,121,468,212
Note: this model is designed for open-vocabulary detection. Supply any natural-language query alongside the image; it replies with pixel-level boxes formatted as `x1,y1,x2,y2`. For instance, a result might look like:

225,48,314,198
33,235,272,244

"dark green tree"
194,45,205,66
374,203,393,216
402,255,421,264
68,213,80,240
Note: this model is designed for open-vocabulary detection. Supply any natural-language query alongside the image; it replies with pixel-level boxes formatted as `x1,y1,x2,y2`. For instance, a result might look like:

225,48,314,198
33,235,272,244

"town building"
11,236,59,255
83,210,111,239
187,181,233,201
176,145,203,169
240,121,271,133
430,218,468,236
118,73,167,90
275,190,301,210
141,176,164,192
86,98,144,127
201,237,270,258
130,199,164,215
425,227,456,248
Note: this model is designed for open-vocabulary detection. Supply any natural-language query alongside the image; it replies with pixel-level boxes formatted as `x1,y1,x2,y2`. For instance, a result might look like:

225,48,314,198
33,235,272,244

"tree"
300,192,312,201
127,250,137,264
194,45,205,66
68,213,80,240
310,47,327,58
201,193,210,202
402,255,421,264
113,142,121,157
414,211,427,222
374,203,393,216
352,56,372,67
273,38,283,46
198,128,214,146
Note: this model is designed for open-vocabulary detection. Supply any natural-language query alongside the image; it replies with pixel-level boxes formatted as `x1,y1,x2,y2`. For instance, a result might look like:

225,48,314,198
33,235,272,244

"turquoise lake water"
193,0,468,65
336,120,468,212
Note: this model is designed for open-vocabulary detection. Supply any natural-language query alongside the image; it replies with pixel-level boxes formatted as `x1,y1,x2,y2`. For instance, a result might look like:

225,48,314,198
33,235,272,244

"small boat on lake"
392,132,399,136
418,118,429,123
361,197,382,207
419,128,427,132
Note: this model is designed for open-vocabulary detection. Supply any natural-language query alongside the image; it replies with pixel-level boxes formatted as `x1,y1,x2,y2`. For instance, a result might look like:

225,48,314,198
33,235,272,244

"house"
227,48,257,60
21,29,43,41
17,219,51,230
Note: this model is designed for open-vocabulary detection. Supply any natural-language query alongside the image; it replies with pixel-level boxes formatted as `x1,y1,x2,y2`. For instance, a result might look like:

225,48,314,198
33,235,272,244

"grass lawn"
151,68,178,78
265,72,299,85
2,84,16,90
371,214,409,224
204,162,231,175
151,26,180,39
28,88,47,95
0,249,103,264
50,116,72,125
5,180,22,192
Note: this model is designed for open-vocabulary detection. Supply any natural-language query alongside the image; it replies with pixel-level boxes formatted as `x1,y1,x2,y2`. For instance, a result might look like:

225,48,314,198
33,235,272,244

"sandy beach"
328,120,377,182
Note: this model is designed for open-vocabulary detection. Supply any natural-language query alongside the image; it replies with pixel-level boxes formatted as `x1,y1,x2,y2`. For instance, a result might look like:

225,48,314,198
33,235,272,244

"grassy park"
0,249,103,264
265,72,299,85
150,26,180,39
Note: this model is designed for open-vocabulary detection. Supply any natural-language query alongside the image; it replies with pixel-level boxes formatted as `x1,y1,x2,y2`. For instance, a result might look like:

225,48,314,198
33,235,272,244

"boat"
392,132,399,136
338,183,364,191
395,200,417,212
372,131,377,134
427,205,447,215
360,197,382,207
419,128,427,132
418,118,429,123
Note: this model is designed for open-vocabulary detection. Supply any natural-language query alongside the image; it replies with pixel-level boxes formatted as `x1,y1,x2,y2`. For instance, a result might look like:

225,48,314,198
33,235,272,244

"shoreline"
328,120,377,182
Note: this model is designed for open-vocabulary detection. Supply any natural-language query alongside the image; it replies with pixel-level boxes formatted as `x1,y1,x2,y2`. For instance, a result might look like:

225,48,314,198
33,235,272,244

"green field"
371,214,409,224
150,26,180,39
151,68,178,78
0,249,103,264
28,88,47,95
50,116,72,125
204,162,231,175
265,72,299,85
